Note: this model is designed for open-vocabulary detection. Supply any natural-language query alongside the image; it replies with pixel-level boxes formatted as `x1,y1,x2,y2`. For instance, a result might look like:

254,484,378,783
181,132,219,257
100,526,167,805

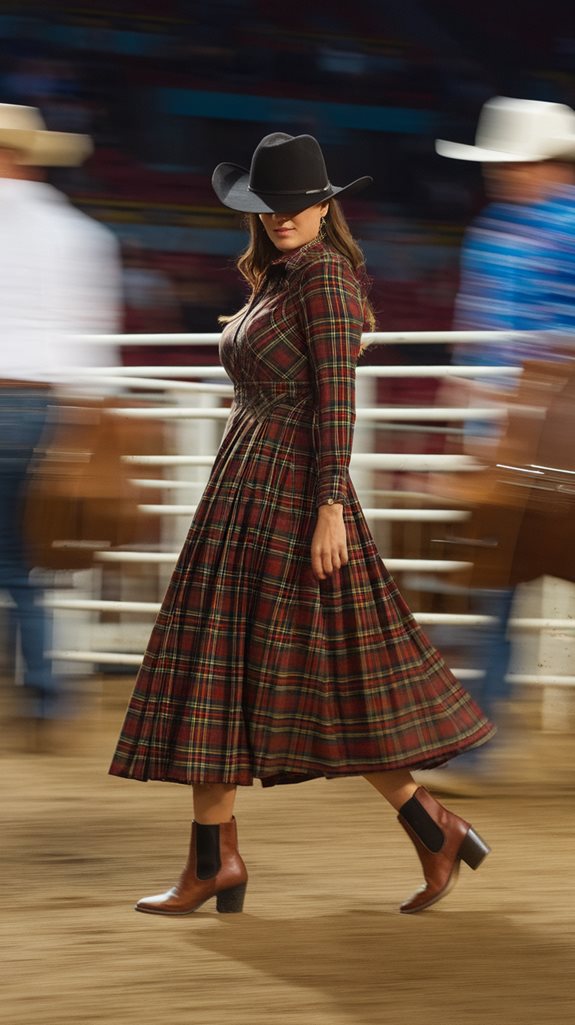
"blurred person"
0,103,120,731
430,97,575,785
437,98,575,446
110,132,494,917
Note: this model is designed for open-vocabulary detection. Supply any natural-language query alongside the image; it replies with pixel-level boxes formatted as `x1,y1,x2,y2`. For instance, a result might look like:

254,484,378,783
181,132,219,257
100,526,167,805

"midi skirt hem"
109,722,495,788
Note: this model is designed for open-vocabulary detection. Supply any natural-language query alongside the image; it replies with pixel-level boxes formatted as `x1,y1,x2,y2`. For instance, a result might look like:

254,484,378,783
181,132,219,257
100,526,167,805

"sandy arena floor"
2,677,575,1025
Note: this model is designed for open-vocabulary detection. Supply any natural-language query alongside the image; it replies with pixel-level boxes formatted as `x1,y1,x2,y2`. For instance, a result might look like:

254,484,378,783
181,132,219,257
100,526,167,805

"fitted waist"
233,381,313,416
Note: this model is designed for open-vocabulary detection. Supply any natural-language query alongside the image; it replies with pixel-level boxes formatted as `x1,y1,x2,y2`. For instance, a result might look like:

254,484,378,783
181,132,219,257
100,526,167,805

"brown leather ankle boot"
135,817,248,915
398,786,490,914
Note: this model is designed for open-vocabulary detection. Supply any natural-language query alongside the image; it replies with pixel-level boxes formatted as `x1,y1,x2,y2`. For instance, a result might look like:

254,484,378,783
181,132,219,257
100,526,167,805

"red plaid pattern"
110,242,494,787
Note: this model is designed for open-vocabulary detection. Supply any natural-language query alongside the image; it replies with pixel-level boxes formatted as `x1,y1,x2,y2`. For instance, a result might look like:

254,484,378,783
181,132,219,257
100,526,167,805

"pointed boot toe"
398,786,490,914
135,887,185,915
135,818,248,916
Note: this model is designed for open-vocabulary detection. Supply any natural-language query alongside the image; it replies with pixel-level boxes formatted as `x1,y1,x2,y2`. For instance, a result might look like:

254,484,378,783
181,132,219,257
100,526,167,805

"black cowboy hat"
211,132,373,214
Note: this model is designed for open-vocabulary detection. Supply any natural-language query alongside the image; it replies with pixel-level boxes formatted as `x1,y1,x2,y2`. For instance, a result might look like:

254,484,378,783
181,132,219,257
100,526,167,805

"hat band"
247,183,331,196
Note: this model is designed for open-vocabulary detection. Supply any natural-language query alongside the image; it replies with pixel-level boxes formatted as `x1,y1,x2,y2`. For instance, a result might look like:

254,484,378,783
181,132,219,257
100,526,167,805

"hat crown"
476,97,575,159
0,103,45,134
211,132,372,212
248,133,331,198
0,102,91,165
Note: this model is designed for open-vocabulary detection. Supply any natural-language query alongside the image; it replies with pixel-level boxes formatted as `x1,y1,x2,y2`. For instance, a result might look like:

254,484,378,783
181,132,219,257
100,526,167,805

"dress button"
326,498,335,505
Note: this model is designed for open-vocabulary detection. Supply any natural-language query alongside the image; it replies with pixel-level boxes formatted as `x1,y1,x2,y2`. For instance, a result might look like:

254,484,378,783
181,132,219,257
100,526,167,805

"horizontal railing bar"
47,650,575,687
92,551,471,572
79,333,223,346
78,330,540,346
507,674,575,686
114,406,231,419
358,407,505,421
45,598,159,613
362,331,540,346
132,482,460,498
130,478,460,495
46,601,575,629
78,364,521,380
416,613,491,625
374,423,464,436
38,584,575,635
360,365,521,378
92,375,234,394
131,479,458,498
137,504,470,521
126,453,477,471
113,405,505,421
125,454,221,466
131,478,206,489
95,551,178,563
506,618,575,632
83,365,230,377
51,650,144,665
416,614,575,632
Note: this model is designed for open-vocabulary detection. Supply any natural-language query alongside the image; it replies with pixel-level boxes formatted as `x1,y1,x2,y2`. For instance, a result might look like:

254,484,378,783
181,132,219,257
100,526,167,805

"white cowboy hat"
436,96,575,163
0,103,92,166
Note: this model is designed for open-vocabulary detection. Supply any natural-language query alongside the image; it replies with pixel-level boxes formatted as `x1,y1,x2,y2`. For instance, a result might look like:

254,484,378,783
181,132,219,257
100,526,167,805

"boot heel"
216,882,247,913
459,827,491,870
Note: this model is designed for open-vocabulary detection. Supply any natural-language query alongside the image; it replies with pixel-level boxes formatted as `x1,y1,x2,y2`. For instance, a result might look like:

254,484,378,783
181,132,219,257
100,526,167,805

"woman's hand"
311,503,348,581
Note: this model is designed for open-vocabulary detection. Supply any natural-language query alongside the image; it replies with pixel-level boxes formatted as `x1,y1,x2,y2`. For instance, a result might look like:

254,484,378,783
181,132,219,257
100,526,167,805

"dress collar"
270,237,328,272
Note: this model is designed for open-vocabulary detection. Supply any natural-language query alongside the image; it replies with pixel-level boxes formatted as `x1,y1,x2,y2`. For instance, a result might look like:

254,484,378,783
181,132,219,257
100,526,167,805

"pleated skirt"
110,395,495,786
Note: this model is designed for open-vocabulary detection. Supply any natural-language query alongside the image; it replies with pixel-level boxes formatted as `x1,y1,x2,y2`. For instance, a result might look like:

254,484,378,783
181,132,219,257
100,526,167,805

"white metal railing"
136,504,470,520
78,330,539,346
113,404,505,421
125,454,477,472
45,329,575,706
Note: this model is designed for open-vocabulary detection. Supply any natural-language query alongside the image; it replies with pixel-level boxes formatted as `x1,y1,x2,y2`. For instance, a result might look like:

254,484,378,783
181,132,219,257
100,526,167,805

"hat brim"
0,127,93,166
212,162,372,213
435,137,575,163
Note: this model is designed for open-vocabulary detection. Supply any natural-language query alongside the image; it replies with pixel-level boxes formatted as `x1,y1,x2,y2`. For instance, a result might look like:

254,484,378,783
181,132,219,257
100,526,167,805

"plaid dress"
110,241,494,787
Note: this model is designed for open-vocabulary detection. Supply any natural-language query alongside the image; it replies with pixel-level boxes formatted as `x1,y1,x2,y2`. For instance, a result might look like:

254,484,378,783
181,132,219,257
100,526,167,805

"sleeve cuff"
316,478,348,507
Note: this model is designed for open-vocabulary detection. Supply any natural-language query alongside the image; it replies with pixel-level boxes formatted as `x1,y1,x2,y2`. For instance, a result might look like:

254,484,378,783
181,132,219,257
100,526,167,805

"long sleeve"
298,254,364,506
50,213,122,376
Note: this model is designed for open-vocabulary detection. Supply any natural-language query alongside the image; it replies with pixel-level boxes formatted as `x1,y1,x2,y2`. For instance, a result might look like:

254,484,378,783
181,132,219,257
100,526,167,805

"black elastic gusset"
195,822,222,879
400,796,444,853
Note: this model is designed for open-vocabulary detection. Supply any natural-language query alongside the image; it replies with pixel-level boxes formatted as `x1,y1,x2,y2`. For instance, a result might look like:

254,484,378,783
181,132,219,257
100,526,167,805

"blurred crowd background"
1,0,573,345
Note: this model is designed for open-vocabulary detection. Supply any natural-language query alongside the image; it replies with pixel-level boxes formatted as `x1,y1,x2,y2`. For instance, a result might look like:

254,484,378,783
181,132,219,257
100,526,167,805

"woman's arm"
299,255,365,578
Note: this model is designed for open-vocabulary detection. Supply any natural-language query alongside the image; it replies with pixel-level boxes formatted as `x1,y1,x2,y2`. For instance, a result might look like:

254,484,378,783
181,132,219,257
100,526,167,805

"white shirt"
0,178,121,382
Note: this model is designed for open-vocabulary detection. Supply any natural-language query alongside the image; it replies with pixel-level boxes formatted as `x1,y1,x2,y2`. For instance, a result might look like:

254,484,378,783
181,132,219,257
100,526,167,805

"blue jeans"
427,586,514,768
467,587,515,719
0,389,58,717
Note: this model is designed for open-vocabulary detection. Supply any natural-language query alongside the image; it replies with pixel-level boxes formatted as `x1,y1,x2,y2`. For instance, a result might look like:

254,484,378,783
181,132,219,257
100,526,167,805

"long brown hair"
221,200,375,330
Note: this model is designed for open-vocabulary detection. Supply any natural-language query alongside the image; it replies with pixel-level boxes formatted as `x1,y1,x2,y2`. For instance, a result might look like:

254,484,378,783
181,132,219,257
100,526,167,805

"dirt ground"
3,677,575,1025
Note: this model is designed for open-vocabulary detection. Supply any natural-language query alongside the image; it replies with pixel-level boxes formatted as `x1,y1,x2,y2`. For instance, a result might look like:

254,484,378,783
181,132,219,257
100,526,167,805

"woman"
110,133,495,916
